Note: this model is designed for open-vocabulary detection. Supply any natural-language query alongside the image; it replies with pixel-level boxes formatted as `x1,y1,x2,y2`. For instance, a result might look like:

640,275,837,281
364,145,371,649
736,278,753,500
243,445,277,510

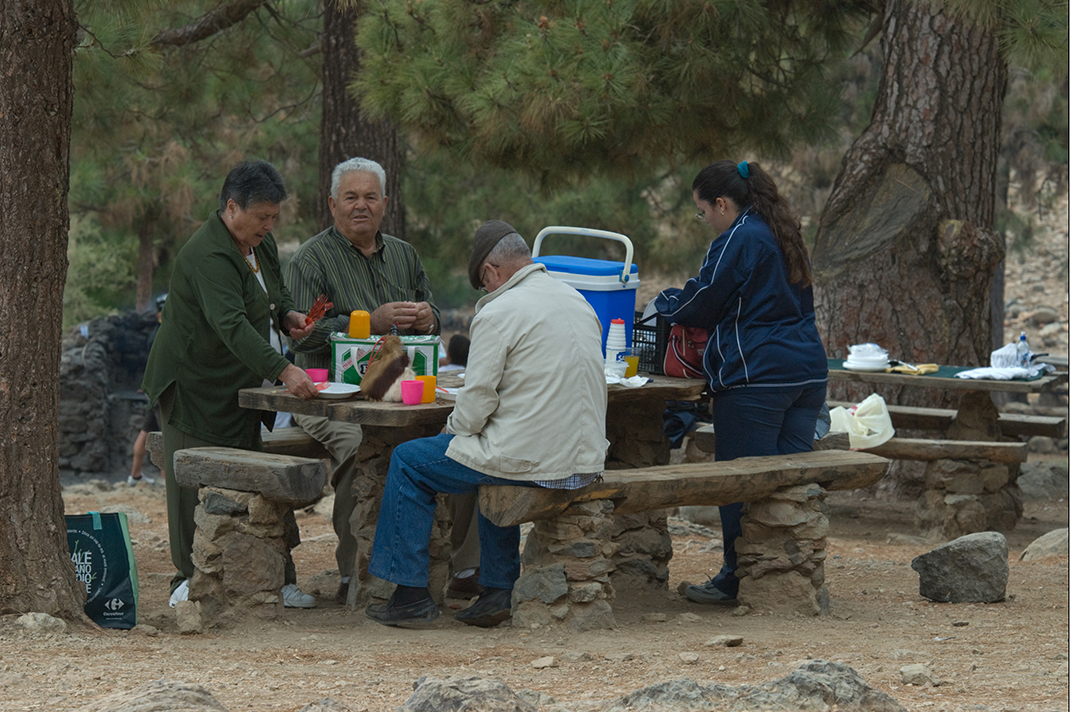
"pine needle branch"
149,0,268,49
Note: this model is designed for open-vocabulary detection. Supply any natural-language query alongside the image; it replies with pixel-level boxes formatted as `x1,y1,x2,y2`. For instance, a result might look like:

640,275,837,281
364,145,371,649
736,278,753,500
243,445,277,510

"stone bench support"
171,447,328,621
736,483,830,616
483,450,889,628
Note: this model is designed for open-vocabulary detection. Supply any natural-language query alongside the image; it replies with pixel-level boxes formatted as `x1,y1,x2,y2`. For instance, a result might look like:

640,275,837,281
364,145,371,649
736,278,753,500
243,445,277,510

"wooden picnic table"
239,372,706,605
826,358,1066,438
238,373,705,427
827,358,1068,538
827,359,1066,394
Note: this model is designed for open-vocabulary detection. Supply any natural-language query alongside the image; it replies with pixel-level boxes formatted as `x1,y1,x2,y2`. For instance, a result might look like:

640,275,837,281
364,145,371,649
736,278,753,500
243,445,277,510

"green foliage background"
64,0,1068,325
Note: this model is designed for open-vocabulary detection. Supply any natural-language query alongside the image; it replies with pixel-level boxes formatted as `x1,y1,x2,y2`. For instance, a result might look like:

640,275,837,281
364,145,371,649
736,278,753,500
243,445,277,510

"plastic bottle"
1016,331,1031,368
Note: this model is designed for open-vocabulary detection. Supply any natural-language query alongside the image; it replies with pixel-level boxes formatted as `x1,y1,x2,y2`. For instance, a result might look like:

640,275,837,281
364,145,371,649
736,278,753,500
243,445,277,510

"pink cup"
305,368,329,383
400,380,424,405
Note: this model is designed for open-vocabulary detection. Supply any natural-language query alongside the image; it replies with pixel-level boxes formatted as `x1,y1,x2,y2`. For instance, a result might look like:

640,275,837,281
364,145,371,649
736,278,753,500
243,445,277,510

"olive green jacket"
142,211,295,448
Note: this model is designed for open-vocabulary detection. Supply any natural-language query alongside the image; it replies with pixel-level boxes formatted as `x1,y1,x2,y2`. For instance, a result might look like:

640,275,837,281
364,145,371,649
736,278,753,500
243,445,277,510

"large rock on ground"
911,531,1009,603
1019,528,1069,561
400,676,536,712
601,660,905,711
1017,462,1069,500
77,679,227,711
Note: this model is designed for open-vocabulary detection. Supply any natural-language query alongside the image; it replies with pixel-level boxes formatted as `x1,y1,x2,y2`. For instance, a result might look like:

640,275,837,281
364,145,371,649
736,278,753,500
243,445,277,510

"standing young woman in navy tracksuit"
655,160,828,605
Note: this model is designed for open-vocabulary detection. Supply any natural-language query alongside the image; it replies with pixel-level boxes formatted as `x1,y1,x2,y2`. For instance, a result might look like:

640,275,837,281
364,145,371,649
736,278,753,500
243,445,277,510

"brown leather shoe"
446,569,483,599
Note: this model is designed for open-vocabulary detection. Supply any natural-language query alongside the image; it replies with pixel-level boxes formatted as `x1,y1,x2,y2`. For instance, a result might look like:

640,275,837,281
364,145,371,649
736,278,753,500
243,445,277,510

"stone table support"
345,423,451,607
916,391,1024,539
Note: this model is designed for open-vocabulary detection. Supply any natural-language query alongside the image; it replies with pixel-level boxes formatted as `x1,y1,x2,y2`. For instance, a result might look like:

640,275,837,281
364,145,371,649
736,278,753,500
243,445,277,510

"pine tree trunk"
318,0,405,239
0,0,88,619
134,208,159,312
812,0,1008,407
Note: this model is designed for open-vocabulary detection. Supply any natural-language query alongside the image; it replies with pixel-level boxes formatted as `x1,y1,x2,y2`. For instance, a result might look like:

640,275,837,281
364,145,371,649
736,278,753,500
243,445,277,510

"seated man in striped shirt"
287,157,441,605
364,220,609,628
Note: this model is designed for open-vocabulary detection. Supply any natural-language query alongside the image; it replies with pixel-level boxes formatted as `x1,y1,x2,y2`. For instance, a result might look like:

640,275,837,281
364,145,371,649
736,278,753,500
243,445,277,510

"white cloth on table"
955,341,1056,380
955,365,1054,380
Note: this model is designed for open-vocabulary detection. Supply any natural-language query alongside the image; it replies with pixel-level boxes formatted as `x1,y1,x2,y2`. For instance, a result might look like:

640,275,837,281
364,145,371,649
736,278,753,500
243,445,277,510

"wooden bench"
477,449,890,628
146,426,331,468
827,400,1066,439
154,444,329,622
661,422,1030,466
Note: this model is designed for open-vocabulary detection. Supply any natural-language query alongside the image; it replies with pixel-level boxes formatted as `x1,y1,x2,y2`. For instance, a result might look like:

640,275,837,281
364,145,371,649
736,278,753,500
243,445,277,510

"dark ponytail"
692,161,812,287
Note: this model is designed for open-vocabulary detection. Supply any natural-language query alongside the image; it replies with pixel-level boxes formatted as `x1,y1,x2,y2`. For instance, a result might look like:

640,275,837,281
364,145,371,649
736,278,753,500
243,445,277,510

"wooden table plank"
238,373,706,426
827,359,1067,394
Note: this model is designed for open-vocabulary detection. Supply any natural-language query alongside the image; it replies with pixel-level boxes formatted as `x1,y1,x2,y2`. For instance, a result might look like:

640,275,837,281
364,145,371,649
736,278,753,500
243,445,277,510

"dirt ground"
1,458,1067,712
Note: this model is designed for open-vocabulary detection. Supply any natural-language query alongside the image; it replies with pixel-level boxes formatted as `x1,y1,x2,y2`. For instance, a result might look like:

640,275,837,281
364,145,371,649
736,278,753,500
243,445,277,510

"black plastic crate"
633,310,669,375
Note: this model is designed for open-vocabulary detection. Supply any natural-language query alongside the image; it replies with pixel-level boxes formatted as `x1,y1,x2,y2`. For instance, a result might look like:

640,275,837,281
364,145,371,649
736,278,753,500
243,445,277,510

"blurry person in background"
128,293,168,486
438,334,470,373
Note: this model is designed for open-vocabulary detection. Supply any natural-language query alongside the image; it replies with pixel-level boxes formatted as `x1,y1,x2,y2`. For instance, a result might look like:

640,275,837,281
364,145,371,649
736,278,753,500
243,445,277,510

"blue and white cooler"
532,226,639,356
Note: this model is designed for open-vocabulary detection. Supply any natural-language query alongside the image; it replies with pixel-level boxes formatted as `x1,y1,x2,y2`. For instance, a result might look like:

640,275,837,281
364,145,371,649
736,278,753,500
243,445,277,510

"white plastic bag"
828,393,895,449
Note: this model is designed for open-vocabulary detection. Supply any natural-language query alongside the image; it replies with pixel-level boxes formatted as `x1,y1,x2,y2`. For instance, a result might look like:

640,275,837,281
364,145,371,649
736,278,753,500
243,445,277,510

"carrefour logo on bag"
67,530,109,601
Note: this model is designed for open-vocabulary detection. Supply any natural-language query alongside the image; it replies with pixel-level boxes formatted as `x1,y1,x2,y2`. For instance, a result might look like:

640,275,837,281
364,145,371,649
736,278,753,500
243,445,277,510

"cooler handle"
532,226,634,285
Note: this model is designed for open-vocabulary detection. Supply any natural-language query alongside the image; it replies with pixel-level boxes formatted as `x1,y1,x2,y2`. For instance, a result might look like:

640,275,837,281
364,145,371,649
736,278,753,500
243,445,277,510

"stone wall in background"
59,310,158,481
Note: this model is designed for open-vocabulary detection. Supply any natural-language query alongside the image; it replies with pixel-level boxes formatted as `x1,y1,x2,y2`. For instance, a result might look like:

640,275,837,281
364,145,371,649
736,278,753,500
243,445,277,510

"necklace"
245,248,260,274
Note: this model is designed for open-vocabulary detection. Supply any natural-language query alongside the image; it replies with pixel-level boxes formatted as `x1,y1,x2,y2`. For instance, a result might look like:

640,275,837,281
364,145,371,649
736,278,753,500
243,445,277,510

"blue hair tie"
737,161,749,179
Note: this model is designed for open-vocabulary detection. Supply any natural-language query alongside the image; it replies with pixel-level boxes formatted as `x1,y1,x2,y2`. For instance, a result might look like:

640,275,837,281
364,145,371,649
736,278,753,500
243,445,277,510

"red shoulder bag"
664,325,707,379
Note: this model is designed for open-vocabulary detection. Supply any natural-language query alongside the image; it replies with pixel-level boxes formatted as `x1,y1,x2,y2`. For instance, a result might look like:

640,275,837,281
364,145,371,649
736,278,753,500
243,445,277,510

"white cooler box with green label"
329,333,439,385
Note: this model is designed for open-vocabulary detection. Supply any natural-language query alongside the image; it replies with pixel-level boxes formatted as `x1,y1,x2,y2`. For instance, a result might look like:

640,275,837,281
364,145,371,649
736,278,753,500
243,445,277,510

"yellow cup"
416,375,436,404
349,310,371,339
624,353,640,378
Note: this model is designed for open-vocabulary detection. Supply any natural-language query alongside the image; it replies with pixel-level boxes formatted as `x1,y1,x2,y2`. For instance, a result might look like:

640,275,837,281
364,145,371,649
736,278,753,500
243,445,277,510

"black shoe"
446,569,483,599
454,587,512,628
684,579,738,606
365,595,439,627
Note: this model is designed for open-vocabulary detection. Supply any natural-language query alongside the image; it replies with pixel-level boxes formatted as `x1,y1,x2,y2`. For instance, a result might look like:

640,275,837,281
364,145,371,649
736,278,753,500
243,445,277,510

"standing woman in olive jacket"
143,160,319,606
655,160,828,606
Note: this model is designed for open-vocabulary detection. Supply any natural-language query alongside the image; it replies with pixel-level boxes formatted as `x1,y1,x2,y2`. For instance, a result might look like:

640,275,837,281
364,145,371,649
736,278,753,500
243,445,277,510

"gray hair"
331,157,387,201
486,232,531,265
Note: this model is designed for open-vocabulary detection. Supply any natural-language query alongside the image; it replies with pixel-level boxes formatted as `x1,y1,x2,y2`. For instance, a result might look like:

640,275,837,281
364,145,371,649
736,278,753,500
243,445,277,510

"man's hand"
284,311,316,341
370,301,436,334
410,301,436,334
280,363,318,400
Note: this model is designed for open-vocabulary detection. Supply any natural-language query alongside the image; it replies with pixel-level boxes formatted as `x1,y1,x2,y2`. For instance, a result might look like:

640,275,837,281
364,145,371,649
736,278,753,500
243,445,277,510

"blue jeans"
707,385,827,597
369,433,537,590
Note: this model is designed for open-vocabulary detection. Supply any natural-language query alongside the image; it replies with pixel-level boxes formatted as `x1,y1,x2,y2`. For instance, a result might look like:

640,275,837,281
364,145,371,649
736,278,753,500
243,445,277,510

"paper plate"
316,383,361,399
843,361,889,372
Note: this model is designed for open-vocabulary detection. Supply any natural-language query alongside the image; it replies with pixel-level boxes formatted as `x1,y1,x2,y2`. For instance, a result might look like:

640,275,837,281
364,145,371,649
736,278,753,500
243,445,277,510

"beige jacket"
446,263,608,481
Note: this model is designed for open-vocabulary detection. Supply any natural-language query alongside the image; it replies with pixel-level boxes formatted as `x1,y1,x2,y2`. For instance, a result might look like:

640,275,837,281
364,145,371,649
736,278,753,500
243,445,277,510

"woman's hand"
280,363,318,400
285,311,315,341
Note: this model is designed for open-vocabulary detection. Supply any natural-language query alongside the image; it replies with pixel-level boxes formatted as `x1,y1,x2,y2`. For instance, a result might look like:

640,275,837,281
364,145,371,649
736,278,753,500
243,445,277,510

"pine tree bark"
318,0,405,238
812,0,1007,407
0,0,88,619
134,207,160,312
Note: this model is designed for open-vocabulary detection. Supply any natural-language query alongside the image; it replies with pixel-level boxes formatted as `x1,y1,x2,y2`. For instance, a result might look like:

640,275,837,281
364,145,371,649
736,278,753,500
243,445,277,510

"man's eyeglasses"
478,263,500,293
695,211,705,221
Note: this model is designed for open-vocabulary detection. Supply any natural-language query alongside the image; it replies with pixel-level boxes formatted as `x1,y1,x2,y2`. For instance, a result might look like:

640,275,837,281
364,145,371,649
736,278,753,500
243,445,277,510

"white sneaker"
281,583,316,609
127,474,156,486
169,579,189,608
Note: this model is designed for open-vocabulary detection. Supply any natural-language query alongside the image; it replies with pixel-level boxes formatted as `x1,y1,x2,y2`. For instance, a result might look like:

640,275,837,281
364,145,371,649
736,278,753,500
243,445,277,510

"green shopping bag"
66,511,139,629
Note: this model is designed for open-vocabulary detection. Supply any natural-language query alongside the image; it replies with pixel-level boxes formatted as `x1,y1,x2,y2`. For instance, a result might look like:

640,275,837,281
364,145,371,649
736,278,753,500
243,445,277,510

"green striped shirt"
287,226,440,370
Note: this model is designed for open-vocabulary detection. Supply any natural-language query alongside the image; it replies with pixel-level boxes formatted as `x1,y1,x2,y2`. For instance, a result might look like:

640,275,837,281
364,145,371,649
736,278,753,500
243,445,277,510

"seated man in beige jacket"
365,220,609,628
